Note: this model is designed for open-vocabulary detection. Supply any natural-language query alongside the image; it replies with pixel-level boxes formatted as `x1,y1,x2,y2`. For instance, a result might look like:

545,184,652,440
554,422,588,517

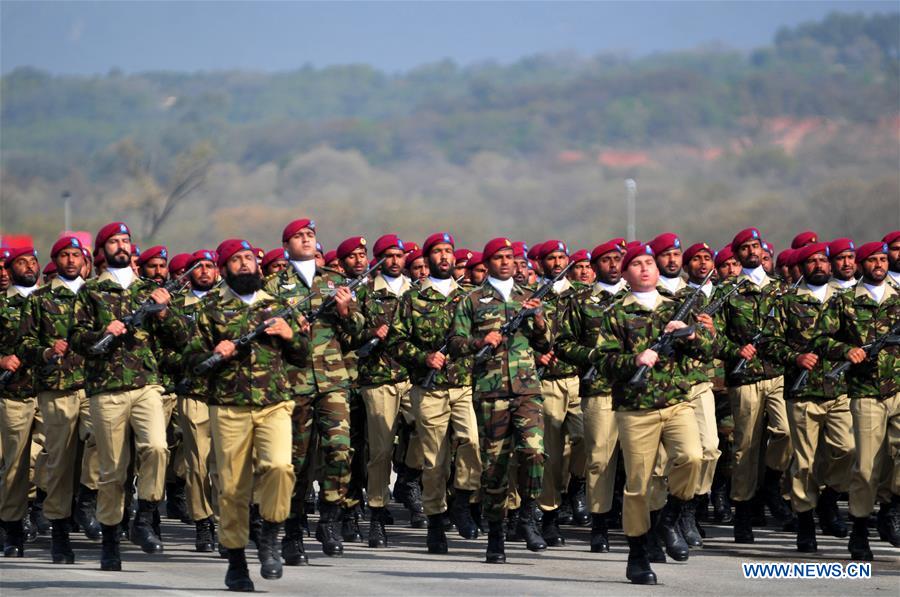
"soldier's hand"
796,353,818,370
537,351,555,366
295,314,311,336
664,320,695,340
51,339,68,356
847,347,867,364
150,288,171,318
523,298,545,329
374,324,389,340
635,349,659,368
106,320,127,336
738,343,757,361
696,313,716,336
264,317,293,340
333,286,352,318
425,352,446,370
213,340,237,359
0,355,21,372
480,331,503,349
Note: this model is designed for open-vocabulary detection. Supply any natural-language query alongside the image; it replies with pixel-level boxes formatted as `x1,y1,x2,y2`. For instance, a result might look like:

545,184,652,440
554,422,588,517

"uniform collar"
623,290,668,311
421,276,457,297
52,275,85,295
593,279,626,296
796,280,832,303
373,272,411,296
222,286,273,306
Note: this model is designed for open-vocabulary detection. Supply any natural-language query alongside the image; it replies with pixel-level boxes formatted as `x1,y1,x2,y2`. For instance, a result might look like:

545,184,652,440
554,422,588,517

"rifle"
194,258,385,374
627,270,714,388
580,294,625,384
700,278,750,316
474,261,576,364
421,281,481,391
731,277,802,376
0,368,11,387
824,319,900,382
89,262,202,355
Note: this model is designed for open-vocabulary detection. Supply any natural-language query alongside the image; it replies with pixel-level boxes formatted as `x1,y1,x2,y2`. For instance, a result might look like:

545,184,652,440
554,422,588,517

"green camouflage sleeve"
389,293,428,370
69,289,103,355
448,295,478,357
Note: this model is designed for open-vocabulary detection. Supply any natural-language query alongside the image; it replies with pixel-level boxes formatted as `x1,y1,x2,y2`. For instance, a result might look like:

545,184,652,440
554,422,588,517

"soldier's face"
341,248,368,277
830,251,856,282
488,249,514,280
453,261,467,279
655,248,682,278
104,234,132,269
470,263,487,284
761,251,774,274
513,257,529,284
315,250,325,269
265,260,289,277
326,259,344,273
408,257,429,280
381,248,406,278
80,255,93,279
593,251,622,285
623,254,659,292
11,256,39,287
570,261,593,284
55,247,84,281
860,254,888,284
717,257,741,281
736,240,761,269
226,251,258,276
541,251,569,278
802,253,831,286
191,260,218,290
140,257,169,284
790,264,802,283
428,244,454,279
685,251,713,284
0,261,8,289
284,228,317,261
779,264,792,282
888,241,900,273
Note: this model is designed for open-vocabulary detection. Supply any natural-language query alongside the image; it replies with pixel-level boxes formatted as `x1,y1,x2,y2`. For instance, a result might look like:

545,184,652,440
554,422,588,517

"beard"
11,271,37,287
805,270,830,286
428,259,451,279
105,249,131,269
226,271,262,295
192,279,216,292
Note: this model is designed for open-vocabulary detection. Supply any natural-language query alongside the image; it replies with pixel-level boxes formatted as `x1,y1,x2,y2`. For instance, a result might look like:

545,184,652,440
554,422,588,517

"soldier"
0,247,42,557
42,262,57,285
0,248,10,291
761,241,775,277
186,239,309,591
512,242,530,287
130,245,141,274
763,242,854,552
534,240,588,545
594,243,712,584
265,219,361,561
717,227,793,543
557,239,627,553
792,231,819,249
884,231,900,289
813,241,900,560
338,237,369,278
80,247,94,281
527,244,544,278
715,245,741,282
69,222,180,570
568,249,594,286
324,250,342,272
776,249,795,283
650,233,686,296
262,249,290,277
829,238,859,291
390,232,482,553
405,248,429,282
453,249,473,281
466,251,487,285
448,237,551,563
19,237,102,563
314,242,325,269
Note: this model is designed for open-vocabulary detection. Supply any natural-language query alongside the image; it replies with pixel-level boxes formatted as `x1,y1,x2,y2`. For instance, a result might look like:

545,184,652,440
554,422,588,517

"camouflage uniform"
448,282,550,522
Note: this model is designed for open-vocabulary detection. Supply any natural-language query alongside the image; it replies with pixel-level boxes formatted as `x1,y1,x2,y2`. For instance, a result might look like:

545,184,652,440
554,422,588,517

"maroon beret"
511,241,528,259
132,244,141,257
324,250,338,264
526,243,542,262
622,243,654,269
569,249,591,264
761,240,775,255
281,218,316,243
827,238,855,257
855,241,888,264
94,251,105,266
80,247,92,262
883,230,900,246
216,239,254,268
715,245,735,268
683,242,713,263
187,249,216,269
423,232,455,256
483,238,514,261
336,236,367,260
405,248,424,265
649,232,681,255
137,245,167,266
795,242,829,265
590,239,626,262
454,248,473,263
4,246,38,268
262,248,289,270
775,248,795,269
731,227,761,252
51,236,83,259
538,240,568,260
465,251,484,269
168,253,194,274
372,234,404,257
403,241,419,255
42,261,57,276
791,230,819,249
95,222,131,249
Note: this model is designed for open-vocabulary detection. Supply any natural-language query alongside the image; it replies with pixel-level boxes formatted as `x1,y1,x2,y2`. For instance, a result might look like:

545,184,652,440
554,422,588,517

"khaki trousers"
786,395,855,512
211,400,294,549
411,385,481,515
848,394,900,518
90,385,169,526
538,376,585,511
581,393,619,514
37,389,99,520
0,397,36,521
361,380,421,508
691,382,722,496
728,376,792,502
179,394,217,521
617,402,702,537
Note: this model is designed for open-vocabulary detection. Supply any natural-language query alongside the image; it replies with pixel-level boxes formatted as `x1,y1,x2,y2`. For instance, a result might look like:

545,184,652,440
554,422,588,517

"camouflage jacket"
19,278,86,393
596,292,715,411
556,281,628,396
448,281,551,398
164,288,221,396
0,288,36,399
763,282,846,400
264,264,364,396
185,288,309,407
811,283,900,399
715,271,787,386
69,272,183,395
673,281,718,387
389,278,473,388
537,278,579,380
352,273,411,387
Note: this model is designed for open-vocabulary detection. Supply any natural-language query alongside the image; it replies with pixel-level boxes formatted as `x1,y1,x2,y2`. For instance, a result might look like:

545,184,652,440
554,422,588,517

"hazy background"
2,1,898,256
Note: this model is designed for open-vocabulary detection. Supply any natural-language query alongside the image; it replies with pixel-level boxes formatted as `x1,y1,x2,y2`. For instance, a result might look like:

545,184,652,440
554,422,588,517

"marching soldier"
567,249,594,286
405,248,429,282
262,249,290,277
465,251,487,285
829,238,859,291
716,245,741,281
650,233,686,296
884,231,900,289
453,248,473,281
0,248,10,291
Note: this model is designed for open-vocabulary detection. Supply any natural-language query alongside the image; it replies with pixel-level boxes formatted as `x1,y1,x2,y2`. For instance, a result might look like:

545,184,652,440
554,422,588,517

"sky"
1,1,896,75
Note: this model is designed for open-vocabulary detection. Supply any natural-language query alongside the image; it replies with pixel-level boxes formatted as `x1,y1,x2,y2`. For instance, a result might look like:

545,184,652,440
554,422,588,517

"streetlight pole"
625,178,637,242
62,191,71,232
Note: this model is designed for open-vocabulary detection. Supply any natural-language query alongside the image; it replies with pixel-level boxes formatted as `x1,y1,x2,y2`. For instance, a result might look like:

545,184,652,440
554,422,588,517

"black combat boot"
32,491,52,535
50,518,75,564
117,506,130,540
848,515,873,561
516,500,547,552
558,495,574,526
876,497,900,547
257,520,283,580
225,548,254,592
165,478,189,523
485,520,506,564
401,470,427,529
426,514,448,554
626,535,657,585
590,512,609,553
341,506,363,542
248,504,263,549
763,468,793,525
100,523,121,571
541,508,565,547
733,500,755,544
367,507,388,549
195,516,216,552
655,496,689,561
796,509,817,553
679,496,702,548
505,508,521,541
816,487,847,538
470,501,486,533
23,504,37,542
646,510,666,563
73,485,102,540
316,502,344,556
568,476,591,526
711,472,732,523
2,519,24,557
451,490,479,539
282,515,308,566
130,499,164,554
